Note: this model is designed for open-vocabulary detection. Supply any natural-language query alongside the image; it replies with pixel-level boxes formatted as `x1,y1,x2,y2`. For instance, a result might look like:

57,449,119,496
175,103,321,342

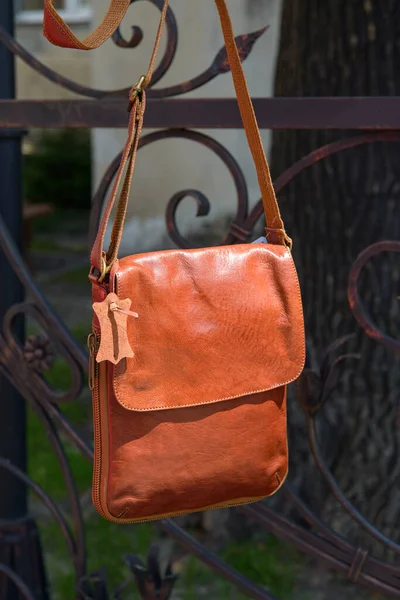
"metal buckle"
97,255,108,283
128,75,146,112
89,255,111,284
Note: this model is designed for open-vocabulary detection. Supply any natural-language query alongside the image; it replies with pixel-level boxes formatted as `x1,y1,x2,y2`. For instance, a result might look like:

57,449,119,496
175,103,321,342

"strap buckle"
265,227,293,251
89,255,114,284
128,75,146,112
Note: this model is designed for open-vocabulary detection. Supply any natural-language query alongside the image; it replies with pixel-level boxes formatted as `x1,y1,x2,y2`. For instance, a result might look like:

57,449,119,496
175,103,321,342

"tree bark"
271,0,400,545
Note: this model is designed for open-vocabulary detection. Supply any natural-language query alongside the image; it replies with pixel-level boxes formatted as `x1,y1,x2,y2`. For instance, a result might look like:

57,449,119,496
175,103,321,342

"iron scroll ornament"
0,0,400,597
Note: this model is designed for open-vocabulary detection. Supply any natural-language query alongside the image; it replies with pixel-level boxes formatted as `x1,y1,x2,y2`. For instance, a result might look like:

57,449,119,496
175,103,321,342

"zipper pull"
87,332,97,391
109,302,138,319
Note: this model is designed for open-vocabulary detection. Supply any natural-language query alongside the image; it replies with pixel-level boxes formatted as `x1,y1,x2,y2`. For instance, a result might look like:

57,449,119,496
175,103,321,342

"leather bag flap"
112,244,305,411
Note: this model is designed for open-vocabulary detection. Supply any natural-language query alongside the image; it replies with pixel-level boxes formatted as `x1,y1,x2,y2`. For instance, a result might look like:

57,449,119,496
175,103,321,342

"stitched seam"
106,490,272,508
48,9,83,48
117,242,281,268
117,242,269,267
115,376,299,411
111,494,269,524
114,245,305,411
105,469,288,524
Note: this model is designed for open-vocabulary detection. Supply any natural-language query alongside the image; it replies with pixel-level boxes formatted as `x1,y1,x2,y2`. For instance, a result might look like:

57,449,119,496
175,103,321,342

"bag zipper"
87,331,99,391
87,330,107,518
92,490,281,525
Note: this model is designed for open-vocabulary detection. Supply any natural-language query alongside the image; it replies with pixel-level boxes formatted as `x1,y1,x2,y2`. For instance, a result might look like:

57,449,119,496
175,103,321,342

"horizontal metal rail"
1,97,400,129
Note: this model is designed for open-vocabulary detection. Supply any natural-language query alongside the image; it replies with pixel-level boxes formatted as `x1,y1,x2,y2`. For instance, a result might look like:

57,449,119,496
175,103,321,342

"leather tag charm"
93,292,137,365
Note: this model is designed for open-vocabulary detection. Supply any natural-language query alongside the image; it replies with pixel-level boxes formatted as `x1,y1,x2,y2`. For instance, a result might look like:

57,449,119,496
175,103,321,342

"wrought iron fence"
0,0,400,598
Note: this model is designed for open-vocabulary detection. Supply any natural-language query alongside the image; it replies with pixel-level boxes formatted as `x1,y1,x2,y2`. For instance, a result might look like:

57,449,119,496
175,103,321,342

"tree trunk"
271,0,400,546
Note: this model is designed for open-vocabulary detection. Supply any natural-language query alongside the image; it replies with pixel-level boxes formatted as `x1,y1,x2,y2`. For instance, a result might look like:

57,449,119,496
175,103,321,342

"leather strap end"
43,1,78,48
89,249,105,279
265,227,292,250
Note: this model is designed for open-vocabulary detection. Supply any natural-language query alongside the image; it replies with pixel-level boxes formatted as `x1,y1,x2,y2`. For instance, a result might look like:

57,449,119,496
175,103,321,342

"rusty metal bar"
0,0,26,529
0,2,49,599
1,97,400,129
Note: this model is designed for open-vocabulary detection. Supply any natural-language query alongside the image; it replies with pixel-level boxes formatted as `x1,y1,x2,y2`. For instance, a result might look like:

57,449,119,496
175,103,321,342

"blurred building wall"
92,0,283,253
16,20,91,100
15,0,283,252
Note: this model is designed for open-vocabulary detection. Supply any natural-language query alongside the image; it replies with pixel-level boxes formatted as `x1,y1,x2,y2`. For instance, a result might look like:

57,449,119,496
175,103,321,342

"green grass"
40,516,155,599
65,242,88,253
177,555,215,599
27,321,90,349
29,238,64,252
53,266,89,285
28,323,94,499
43,357,74,392
221,537,300,598
70,323,91,348
30,237,88,254
28,209,88,237
178,537,301,600
27,401,92,500
29,211,59,235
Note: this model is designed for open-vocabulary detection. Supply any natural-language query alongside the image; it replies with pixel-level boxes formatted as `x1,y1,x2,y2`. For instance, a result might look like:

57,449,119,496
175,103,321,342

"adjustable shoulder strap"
43,0,131,49
44,0,291,277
